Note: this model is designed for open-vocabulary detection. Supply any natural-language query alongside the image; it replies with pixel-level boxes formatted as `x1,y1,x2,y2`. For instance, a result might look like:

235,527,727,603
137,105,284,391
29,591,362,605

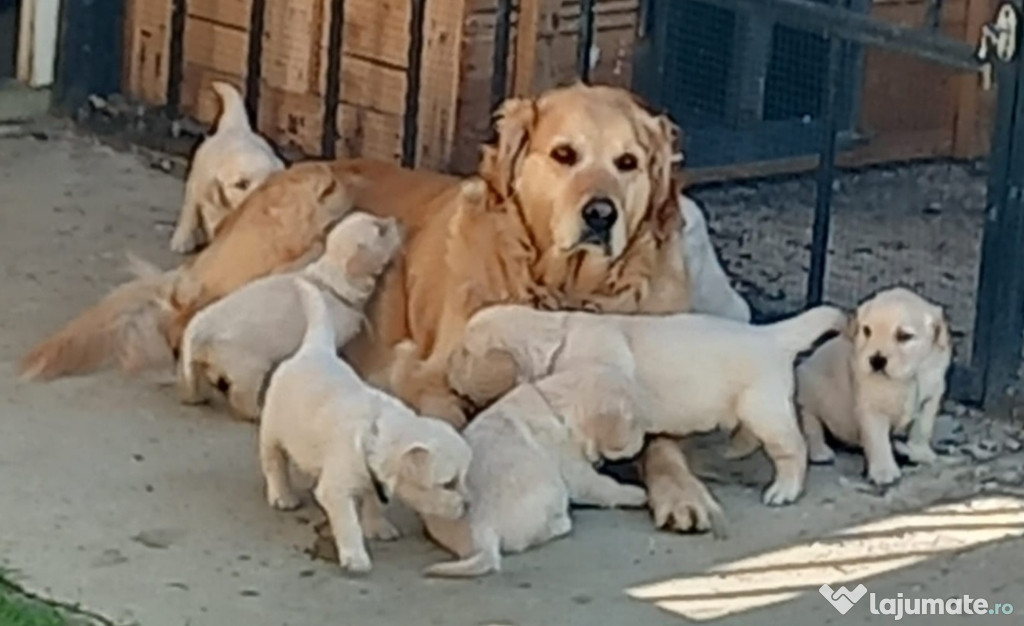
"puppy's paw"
808,443,837,465
762,479,803,506
337,546,373,574
894,441,938,466
649,479,728,538
363,516,401,541
868,461,902,488
268,491,302,511
169,226,199,254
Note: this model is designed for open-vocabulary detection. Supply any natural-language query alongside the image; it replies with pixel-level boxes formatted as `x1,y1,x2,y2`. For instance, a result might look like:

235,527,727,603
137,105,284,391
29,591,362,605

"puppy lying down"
421,366,648,578
177,212,401,419
797,287,951,486
449,304,847,508
259,278,472,573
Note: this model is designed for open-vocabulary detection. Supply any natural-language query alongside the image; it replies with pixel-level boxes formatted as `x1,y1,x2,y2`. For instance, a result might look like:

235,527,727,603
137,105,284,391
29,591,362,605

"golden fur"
19,161,359,381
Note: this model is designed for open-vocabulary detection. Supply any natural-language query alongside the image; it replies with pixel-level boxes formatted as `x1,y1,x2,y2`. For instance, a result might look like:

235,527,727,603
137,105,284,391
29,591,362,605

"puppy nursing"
449,304,846,507
421,366,647,578
796,288,951,486
177,212,401,419
259,278,471,572
171,82,285,253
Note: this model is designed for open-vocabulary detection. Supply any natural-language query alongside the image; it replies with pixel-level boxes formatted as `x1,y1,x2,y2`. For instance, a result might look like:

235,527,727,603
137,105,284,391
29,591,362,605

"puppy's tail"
294,277,336,354
211,81,251,132
18,256,181,382
423,527,501,578
766,305,847,358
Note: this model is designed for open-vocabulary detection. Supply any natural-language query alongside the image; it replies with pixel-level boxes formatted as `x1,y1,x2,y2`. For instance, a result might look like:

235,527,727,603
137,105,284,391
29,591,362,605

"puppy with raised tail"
171,82,285,253
796,287,952,487
177,212,401,419
259,278,472,573
421,366,647,578
448,303,847,526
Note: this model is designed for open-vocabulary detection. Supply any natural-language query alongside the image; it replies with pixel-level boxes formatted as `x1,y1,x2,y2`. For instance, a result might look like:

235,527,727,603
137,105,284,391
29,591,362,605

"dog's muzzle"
579,197,618,250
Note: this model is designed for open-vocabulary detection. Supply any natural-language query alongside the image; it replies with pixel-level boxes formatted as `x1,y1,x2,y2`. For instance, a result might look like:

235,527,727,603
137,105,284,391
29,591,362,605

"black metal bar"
577,0,596,81
700,0,980,71
401,0,427,167
490,0,513,113
244,0,267,122
321,0,346,157
167,0,187,116
806,7,846,306
51,0,126,113
926,0,945,30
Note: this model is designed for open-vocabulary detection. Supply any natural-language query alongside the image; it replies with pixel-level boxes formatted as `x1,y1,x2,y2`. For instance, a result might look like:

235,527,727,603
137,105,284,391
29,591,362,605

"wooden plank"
337,103,405,161
513,0,541,95
259,86,324,154
182,64,246,123
124,0,173,104
262,0,322,94
187,0,251,29
184,16,249,77
415,0,470,168
341,0,411,69
952,0,996,158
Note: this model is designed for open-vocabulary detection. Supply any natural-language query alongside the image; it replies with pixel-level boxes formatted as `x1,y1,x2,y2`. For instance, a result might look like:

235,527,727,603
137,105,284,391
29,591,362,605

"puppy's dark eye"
895,330,915,343
442,478,459,490
614,153,639,172
233,179,251,191
863,326,872,339
550,145,578,166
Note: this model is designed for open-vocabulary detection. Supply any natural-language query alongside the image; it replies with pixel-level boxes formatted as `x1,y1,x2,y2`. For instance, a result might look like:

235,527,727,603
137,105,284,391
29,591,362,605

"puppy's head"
481,83,679,261
849,287,950,381
323,212,403,285
447,305,567,408
211,153,283,211
368,416,471,520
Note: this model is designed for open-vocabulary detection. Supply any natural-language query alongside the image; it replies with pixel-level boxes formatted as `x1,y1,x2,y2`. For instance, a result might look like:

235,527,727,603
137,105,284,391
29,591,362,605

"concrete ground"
2,121,1024,626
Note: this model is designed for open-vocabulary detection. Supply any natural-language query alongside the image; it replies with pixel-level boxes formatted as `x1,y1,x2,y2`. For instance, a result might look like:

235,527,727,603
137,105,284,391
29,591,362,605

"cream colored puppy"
421,366,647,578
259,278,471,573
449,304,846,509
797,287,951,486
680,196,750,323
177,212,401,420
170,81,285,253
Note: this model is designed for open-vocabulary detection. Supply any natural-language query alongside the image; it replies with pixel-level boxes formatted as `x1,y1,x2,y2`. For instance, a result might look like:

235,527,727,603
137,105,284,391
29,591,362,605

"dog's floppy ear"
646,113,681,212
485,97,537,197
345,243,378,281
930,307,950,350
844,309,860,341
447,345,519,407
399,444,434,482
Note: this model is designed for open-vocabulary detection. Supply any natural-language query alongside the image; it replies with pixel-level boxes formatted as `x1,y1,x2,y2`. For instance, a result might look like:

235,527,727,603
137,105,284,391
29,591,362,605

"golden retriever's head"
366,412,471,520
447,305,568,408
321,212,403,290
849,287,950,381
480,84,680,261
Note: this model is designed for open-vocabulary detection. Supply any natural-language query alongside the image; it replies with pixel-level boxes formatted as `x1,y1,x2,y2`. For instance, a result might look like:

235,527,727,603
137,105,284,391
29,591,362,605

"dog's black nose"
582,198,618,234
869,353,888,372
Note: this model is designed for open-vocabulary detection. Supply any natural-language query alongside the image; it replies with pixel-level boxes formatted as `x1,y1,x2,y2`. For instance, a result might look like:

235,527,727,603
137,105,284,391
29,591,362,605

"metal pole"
401,0,427,167
490,0,513,113
321,0,346,157
245,0,268,123
577,0,596,81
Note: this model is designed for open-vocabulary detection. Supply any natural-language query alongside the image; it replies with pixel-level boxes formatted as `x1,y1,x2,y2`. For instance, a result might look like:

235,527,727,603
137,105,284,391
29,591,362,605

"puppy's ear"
399,444,433,481
844,309,860,341
486,98,537,197
931,308,950,350
345,243,381,281
448,345,519,406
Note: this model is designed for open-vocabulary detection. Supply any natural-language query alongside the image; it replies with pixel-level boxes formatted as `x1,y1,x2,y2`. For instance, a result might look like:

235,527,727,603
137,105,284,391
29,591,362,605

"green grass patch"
0,573,111,626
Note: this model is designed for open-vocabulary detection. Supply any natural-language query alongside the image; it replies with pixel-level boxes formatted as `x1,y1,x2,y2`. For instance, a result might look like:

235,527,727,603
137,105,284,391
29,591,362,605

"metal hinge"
977,3,1020,90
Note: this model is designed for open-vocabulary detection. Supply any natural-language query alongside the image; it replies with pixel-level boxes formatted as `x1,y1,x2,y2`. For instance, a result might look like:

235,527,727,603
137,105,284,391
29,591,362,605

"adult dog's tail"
211,81,251,132
294,278,335,355
18,256,183,382
766,305,847,358
423,527,501,578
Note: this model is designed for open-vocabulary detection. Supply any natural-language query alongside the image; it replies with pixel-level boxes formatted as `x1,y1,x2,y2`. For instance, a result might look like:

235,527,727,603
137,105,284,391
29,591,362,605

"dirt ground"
2,123,1024,626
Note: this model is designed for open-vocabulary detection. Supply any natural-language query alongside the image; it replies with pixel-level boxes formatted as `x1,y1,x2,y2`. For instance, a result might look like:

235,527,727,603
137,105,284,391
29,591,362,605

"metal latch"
977,3,1020,90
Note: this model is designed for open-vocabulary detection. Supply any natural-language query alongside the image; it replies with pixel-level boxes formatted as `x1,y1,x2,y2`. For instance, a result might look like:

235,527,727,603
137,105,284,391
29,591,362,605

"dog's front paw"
648,479,727,537
363,516,401,541
170,226,199,254
868,460,902,487
608,484,648,509
762,479,803,506
337,546,373,573
895,441,938,466
268,490,302,511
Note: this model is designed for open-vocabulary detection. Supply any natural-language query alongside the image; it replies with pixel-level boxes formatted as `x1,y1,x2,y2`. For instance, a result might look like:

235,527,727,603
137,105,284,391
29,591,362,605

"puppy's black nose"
869,353,888,373
582,198,618,235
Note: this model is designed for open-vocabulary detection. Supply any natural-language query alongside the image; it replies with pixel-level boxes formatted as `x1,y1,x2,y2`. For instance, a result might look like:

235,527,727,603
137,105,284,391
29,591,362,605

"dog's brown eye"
442,477,459,490
896,330,915,343
233,179,251,191
614,153,639,172
862,326,872,339
550,145,578,166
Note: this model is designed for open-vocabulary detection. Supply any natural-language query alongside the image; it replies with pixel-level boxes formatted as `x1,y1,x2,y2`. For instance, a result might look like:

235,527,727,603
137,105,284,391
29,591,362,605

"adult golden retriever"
337,84,720,533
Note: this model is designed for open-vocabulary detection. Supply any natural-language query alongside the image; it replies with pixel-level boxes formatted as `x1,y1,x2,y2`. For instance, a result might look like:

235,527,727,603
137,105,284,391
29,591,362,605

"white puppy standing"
259,279,472,573
177,212,402,420
797,287,951,486
448,304,847,515
170,81,285,253
421,366,647,578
